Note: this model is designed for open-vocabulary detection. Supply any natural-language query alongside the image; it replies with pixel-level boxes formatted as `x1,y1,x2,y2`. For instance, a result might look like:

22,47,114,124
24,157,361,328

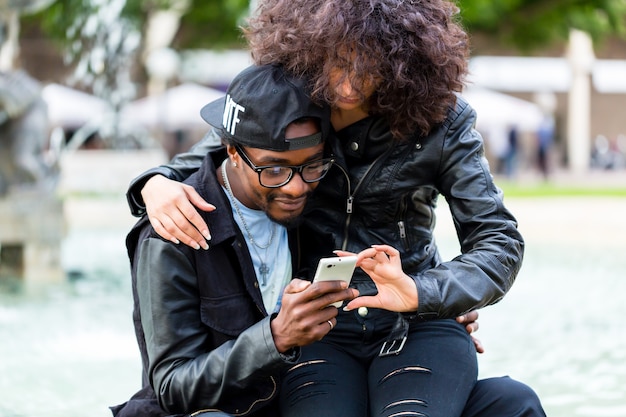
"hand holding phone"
312,255,357,307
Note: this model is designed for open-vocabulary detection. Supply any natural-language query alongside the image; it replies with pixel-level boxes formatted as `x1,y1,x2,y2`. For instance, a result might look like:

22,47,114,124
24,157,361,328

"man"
111,64,357,417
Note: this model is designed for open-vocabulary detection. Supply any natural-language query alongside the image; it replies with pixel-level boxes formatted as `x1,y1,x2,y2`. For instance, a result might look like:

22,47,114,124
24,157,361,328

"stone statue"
0,69,53,196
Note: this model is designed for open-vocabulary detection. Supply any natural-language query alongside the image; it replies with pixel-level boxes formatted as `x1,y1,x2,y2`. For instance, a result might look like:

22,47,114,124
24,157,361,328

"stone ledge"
57,148,168,196
0,192,65,283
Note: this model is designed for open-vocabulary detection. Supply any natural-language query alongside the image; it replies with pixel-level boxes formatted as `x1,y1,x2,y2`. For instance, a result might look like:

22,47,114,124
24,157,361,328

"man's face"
230,120,326,226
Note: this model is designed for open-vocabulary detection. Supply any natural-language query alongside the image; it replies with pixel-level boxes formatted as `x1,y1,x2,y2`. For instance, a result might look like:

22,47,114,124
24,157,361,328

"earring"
232,161,238,167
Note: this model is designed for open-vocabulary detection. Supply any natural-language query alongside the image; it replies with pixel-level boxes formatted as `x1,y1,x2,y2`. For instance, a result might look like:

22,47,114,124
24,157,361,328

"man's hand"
270,279,359,353
142,175,215,250
456,310,485,354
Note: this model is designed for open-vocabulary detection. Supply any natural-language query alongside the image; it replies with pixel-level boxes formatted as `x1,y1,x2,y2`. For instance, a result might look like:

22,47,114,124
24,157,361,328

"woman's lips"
337,96,360,104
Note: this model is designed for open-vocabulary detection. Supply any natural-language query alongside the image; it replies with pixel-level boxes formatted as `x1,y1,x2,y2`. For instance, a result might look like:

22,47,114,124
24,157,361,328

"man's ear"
225,144,239,167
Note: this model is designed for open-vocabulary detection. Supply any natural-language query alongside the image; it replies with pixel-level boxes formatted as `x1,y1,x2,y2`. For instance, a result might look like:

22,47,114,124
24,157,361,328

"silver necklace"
221,159,276,284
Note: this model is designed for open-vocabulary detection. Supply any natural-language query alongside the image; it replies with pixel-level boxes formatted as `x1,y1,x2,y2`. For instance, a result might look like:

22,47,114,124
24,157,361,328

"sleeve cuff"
126,166,178,217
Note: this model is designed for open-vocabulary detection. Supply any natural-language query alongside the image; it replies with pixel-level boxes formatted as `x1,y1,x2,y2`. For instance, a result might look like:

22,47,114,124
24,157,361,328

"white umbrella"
462,87,545,133
41,83,112,129
121,83,224,131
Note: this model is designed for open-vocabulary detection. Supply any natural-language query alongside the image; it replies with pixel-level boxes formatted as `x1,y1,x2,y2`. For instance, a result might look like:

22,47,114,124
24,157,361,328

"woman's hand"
142,175,215,250
337,246,486,353
337,245,418,313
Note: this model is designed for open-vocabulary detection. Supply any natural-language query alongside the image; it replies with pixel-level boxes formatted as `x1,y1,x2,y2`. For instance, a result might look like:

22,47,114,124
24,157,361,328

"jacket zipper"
337,146,396,250
397,221,410,251
398,195,410,251
334,164,353,251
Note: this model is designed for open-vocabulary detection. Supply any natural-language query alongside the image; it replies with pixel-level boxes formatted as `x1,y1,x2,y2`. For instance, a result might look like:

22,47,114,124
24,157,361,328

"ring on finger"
327,320,334,330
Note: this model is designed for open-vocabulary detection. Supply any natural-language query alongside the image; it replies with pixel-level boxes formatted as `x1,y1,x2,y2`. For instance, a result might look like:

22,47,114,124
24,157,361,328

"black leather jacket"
119,149,298,417
127,96,523,321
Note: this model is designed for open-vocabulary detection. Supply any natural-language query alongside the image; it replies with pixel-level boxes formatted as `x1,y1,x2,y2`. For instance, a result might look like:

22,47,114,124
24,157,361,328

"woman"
126,1,543,416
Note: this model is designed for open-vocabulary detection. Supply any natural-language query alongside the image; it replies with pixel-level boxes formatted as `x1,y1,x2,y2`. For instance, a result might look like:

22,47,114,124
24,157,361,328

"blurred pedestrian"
504,124,519,178
537,116,555,179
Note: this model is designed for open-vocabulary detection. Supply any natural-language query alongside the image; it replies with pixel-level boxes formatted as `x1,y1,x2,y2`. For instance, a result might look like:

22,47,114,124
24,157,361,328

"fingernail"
172,238,180,244
201,241,210,250
193,242,201,250
342,306,352,312
202,230,211,240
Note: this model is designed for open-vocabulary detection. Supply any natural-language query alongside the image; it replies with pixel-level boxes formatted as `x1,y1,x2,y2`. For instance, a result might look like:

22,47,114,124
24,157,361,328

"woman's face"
328,67,377,112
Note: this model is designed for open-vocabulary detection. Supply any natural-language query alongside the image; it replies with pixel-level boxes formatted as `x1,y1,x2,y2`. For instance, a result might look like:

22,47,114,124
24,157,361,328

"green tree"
30,0,249,52
29,0,144,107
31,0,626,56
459,0,626,51
26,0,250,93
174,0,249,49
32,0,626,49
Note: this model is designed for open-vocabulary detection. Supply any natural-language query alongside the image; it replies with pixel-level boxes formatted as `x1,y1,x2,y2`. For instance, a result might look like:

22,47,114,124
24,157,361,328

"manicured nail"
201,241,209,250
202,230,211,240
172,238,180,244
192,242,201,250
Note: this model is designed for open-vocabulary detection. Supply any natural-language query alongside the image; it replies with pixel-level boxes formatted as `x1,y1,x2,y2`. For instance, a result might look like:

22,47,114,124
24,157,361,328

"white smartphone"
312,255,358,307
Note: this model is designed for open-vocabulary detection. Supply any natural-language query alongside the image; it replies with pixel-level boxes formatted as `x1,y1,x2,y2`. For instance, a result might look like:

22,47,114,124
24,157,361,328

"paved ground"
429,168,626,258
495,167,626,189
498,169,626,245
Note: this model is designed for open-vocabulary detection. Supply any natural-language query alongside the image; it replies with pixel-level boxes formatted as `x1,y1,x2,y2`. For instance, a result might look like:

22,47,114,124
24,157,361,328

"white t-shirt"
222,187,291,313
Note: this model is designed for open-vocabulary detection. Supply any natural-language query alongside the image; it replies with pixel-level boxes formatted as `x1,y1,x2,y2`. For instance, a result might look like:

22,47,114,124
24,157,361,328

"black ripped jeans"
280,308,477,417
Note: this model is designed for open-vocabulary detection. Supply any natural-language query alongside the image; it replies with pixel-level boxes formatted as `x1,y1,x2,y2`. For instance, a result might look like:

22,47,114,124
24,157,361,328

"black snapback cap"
200,64,331,151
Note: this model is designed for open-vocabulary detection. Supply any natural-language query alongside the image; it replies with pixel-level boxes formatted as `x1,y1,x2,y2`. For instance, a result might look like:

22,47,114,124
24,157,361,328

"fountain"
0,1,64,284
0,1,170,285
0,70,64,284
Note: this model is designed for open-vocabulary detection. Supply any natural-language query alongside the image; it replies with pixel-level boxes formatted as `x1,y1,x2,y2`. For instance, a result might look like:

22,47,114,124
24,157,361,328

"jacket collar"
334,116,395,161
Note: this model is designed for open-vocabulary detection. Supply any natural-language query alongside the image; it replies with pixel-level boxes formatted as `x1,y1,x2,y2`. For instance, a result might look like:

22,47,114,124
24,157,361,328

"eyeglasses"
235,145,334,188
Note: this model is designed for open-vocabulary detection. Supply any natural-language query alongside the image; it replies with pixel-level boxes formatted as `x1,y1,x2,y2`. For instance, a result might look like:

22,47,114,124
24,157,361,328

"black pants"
192,378,546,417
278,307,545,417
462,376,546,417
113,376,545,417
280,309,477,417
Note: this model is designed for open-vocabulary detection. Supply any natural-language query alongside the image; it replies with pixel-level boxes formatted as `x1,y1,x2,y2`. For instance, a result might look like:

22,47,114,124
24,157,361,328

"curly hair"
244,0,469,139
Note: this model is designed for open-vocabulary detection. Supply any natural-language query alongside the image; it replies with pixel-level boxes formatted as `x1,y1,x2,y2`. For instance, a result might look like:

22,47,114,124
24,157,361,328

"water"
476,242,626,416
0,282,140,417
0,197,141,417
439,197,626,417
1,197,625,417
